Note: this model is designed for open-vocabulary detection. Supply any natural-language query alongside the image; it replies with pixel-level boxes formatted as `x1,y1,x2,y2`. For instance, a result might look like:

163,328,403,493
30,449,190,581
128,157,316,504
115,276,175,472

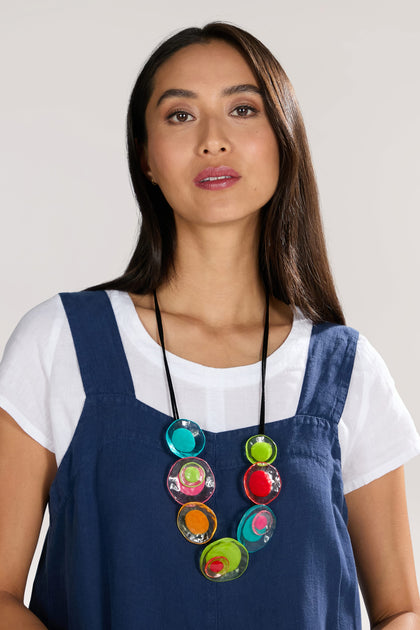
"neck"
157,215,266,328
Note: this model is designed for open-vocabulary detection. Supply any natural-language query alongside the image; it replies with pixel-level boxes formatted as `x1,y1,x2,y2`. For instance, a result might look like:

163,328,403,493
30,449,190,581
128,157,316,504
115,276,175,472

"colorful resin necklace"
153,289,282,582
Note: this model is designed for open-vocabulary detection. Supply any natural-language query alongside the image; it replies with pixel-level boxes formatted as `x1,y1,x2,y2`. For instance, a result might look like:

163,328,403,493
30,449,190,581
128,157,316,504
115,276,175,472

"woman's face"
142,39,279,226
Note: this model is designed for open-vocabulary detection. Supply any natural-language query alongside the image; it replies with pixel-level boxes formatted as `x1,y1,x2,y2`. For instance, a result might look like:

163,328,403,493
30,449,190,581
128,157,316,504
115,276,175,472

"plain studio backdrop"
1,1,419,627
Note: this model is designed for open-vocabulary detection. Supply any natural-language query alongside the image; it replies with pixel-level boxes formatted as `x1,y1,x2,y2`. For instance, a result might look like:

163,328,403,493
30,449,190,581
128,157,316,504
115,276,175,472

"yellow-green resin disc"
245,434,277,465
200,538,249,582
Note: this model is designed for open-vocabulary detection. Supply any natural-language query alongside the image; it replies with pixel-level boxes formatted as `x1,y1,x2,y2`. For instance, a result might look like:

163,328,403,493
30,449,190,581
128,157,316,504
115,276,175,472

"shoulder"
296,314,395,388
0,294,71,377
20,292,64,323
300,314,360,356
318,320,393,384
3,294,66,348
351,331,395,387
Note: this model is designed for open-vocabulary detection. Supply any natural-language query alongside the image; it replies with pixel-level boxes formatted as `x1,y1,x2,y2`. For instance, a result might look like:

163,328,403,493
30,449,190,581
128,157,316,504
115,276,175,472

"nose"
197,116,231,155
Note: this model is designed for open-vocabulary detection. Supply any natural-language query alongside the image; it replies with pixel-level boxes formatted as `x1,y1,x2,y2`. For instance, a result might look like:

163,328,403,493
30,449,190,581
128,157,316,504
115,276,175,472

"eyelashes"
165,104,258,124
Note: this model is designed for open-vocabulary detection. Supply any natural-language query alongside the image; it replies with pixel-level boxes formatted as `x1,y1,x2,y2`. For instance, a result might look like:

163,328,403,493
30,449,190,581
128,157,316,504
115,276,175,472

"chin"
196,207,261,226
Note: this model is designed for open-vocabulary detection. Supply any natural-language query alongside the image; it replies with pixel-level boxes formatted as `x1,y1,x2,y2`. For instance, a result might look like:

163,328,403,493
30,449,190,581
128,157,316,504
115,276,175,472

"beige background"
1,1,419,627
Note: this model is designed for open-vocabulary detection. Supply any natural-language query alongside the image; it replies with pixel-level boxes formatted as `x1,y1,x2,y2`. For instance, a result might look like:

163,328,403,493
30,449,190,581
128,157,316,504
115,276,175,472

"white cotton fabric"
0,289,419,495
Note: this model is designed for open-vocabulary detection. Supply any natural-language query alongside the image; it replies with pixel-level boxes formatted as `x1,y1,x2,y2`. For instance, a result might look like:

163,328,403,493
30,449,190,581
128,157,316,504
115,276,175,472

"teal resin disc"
166,419,205,457
237,505,276,552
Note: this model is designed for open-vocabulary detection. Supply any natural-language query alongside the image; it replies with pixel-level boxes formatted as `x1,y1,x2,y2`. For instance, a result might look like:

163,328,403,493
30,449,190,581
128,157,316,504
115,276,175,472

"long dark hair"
85,21,345,325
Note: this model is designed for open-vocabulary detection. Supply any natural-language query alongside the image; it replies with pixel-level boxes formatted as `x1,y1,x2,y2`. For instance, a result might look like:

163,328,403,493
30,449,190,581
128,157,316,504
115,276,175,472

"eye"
166,110,194,124
231,105,258,117
165,104,258,124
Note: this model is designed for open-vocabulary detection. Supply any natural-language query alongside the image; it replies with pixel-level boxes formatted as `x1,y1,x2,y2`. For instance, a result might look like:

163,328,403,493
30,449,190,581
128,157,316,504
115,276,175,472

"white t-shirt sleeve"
0,295,64,453
340,333,420,494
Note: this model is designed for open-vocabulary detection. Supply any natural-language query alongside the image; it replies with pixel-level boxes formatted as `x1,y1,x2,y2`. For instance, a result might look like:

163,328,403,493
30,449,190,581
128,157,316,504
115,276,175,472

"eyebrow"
155,83,262,108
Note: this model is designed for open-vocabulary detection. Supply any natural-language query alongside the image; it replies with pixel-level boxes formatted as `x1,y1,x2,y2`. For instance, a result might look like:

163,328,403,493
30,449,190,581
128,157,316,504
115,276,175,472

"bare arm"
0,407,57,629
0,591,47,629
346,466,420,629
373,612,420,629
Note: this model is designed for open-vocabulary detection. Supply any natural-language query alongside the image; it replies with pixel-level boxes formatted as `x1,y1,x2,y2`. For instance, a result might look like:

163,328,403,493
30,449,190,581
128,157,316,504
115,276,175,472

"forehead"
149,40,257,102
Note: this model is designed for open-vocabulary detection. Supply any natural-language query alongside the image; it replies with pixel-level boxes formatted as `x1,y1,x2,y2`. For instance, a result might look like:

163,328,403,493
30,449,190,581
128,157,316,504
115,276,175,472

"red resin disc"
243,464,281,505
248,470,272,497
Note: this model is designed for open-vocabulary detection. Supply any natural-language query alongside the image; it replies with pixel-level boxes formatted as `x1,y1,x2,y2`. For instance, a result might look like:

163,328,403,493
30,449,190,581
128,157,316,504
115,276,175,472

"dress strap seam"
59,290,136,397
295,323,359,424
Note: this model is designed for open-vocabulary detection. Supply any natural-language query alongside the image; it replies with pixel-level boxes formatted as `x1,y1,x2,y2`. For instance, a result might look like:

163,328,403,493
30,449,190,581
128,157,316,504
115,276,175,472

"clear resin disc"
177,502,217,544
243,464,281,504
167,457,215,504
245,434,277,465
237,505,276,552
166,419,205,458
200,538,249,582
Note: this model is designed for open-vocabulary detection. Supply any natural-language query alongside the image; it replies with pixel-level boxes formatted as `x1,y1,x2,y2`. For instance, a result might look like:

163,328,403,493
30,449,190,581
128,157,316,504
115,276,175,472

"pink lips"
194,165,241,190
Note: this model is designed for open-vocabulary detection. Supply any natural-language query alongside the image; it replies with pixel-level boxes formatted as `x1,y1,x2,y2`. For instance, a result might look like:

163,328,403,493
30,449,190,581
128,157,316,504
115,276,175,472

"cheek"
147,133,188,177
246,125,278,155
248,130,279,184
260,129,279,160
146,136,188,207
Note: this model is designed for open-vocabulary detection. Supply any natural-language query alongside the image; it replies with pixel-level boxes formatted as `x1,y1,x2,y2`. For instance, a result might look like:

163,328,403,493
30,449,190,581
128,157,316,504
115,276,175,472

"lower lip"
195,176,241,190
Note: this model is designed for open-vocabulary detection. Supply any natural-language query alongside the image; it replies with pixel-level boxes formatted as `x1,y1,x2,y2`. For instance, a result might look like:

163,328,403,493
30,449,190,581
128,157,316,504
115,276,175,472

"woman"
0,21,419,629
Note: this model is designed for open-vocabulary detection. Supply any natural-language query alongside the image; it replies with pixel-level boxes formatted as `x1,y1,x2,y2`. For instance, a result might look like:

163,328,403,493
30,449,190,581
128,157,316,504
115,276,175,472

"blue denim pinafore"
29,290,362,629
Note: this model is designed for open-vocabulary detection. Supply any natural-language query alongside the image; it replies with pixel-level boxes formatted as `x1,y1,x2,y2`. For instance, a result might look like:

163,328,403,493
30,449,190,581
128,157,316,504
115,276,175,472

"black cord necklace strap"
153,288,270,433
153,290,179,420
259,290,270,436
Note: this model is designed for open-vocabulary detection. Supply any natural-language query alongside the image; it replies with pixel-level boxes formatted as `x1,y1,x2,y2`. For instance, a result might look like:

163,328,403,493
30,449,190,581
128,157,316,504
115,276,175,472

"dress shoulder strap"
295,321,359,424
59,290,135,397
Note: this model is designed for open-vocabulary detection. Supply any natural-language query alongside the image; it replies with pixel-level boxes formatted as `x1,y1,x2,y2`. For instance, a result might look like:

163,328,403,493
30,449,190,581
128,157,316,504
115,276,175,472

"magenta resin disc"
243,464,281,504
167,457,215,504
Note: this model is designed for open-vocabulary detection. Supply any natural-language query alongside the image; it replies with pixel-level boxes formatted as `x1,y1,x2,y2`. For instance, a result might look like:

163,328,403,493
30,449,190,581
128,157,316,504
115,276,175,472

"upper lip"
194,165,241,183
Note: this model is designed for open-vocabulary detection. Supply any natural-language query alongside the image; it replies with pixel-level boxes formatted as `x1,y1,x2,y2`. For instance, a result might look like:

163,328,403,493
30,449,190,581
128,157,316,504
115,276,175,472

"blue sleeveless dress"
29,290,362,629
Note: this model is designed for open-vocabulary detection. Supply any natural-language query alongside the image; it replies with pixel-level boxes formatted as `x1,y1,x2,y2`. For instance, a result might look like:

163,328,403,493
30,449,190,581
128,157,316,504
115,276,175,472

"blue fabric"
29,290,362,629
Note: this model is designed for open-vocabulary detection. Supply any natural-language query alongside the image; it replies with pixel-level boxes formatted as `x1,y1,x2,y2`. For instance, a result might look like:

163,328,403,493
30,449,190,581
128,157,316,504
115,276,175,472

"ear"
135,138,153,179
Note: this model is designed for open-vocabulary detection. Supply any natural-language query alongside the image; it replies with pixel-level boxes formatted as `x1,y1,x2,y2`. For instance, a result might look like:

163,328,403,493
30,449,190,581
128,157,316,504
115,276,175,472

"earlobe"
135,139,157,185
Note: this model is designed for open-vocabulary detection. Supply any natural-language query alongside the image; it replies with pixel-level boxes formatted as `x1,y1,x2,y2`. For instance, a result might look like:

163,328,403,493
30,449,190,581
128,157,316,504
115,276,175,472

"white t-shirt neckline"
113,289,309,385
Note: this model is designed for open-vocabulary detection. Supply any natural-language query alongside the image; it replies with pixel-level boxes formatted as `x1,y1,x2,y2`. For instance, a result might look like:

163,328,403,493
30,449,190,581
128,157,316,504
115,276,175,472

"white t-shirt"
0,289,419,495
